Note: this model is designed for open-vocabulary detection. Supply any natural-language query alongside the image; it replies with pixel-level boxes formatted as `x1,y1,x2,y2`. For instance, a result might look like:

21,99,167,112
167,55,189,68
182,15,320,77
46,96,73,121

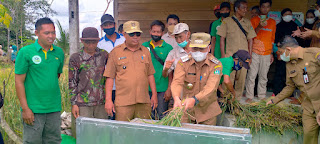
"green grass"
0,58,70,143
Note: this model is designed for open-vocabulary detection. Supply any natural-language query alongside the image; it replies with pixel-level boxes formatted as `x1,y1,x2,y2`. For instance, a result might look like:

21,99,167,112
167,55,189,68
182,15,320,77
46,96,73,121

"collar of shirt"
232,15,245,22
34,39,54,52
150,40,164,48
122,42,143,51
103,32,121,42
80,48,101,60
164,32,171,38
190,55,211,66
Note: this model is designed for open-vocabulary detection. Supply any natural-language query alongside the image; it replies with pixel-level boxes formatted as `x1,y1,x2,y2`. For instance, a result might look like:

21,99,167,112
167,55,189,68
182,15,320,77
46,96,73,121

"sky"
49,0,114,38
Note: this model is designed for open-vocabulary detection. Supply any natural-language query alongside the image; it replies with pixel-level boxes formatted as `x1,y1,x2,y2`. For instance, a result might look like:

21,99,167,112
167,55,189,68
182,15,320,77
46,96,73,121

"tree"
55,20,69,54
0,3,12,28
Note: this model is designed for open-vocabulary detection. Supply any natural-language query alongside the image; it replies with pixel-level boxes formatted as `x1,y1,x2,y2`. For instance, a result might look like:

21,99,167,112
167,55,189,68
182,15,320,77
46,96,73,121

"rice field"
0,57,70,143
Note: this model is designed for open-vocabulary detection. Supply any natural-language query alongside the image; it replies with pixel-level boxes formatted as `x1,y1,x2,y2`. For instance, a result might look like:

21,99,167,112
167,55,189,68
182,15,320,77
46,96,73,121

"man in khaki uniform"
267,36,320,144
217,0,256,99
171,33,223,125
104,21,158,121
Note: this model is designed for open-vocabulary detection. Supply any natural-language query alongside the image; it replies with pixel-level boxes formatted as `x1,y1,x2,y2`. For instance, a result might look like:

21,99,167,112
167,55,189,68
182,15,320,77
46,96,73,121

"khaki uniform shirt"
273,48,320,114
104,43,155,106
171,54,223,122
163,46,189,74
217,16,257,57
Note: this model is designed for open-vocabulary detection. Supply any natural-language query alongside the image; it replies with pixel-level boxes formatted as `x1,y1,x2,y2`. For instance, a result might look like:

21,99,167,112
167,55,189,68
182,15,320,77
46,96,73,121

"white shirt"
163,45,189,74
98,32,125,90
161,32,179,49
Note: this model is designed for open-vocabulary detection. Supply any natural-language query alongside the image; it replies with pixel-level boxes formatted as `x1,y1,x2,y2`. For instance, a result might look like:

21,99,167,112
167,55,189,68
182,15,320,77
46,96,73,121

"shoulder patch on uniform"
214,69,221,75
214,65,221,69
210,57,220,64
181,55,191,62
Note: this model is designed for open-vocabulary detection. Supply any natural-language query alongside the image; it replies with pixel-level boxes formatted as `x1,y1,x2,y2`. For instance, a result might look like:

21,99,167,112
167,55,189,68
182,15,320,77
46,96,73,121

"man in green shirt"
219,50,250,100
210,2,231,59
142,20,173,119
15,17,64,144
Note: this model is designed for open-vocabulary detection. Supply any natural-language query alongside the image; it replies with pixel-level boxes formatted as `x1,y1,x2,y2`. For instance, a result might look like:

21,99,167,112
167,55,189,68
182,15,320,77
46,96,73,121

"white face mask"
191,51,208,62
315,10,320,17
282,15,293,22
306,18,315,24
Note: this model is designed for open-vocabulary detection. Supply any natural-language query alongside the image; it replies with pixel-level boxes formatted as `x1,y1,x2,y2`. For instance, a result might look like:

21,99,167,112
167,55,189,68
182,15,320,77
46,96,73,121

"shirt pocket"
140,57,150,75
116,59,129,76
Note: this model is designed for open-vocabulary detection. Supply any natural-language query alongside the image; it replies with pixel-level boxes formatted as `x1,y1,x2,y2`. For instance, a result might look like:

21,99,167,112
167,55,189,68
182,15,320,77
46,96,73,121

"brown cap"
189,33,211,48
80,27,100,41
123,21,143,33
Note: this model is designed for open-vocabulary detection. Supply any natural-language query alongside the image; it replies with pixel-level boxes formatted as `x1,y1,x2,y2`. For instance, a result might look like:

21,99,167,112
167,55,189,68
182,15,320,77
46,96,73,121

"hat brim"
171,30,186,35
239,59,250,69
101,20,115,25
80,38,100,41
125,30,143,33
189,44,209,48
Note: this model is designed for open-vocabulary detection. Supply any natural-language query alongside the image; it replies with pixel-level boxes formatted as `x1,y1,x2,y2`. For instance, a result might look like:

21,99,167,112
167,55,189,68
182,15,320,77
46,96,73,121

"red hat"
213,5,220,11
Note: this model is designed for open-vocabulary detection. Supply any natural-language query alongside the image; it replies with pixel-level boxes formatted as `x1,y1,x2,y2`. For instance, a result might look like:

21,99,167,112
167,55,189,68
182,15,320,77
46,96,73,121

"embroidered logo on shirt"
214,69,221,75
32,55,42,64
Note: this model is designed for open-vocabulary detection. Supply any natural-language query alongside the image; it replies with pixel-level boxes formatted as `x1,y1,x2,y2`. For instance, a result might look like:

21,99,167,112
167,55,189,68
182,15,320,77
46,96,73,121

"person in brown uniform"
104,21,158,121
171,33,223,125
217,0,256,99
267,36,320,144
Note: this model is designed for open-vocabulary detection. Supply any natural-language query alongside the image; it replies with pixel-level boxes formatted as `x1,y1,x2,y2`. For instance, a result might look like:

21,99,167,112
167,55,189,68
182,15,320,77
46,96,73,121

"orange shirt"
251,16,276,55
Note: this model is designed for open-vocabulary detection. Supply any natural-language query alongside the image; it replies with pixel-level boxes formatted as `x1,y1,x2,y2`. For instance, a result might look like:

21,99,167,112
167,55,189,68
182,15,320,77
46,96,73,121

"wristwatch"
193,96,199,106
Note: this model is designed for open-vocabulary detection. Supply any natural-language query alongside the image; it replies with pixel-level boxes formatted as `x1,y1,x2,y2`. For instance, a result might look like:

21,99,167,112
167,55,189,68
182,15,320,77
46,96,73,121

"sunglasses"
128,32,141,37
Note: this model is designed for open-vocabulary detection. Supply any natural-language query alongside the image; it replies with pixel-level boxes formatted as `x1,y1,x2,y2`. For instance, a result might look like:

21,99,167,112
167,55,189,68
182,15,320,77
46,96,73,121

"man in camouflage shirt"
69,27,108,119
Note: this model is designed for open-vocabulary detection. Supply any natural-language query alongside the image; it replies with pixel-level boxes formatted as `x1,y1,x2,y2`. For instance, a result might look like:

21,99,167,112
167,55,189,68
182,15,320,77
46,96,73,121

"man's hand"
182,98,195,112
105,100,115,117
22,108,34,125
231,91,236,101
270,54,274,64
317,111,320,126
151,94,158,110
164,59,175,70
292,26,301,37
72,105,80,118
301,28,313,39
266,100,273,106
164,88,172,102
173,97,182,108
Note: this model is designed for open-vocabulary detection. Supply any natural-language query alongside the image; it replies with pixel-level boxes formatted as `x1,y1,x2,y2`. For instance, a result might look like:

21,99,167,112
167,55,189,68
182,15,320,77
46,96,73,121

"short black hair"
166,14,180,23
281,8,292,16
150,20,165,32
35,17,54,30
220,2,231,10
260,0,272,6
251,6,260,13
306,9,316,17
118,24,124,33
234,0,247,12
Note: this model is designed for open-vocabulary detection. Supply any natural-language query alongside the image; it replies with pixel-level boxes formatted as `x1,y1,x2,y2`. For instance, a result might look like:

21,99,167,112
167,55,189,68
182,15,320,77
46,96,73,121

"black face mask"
151,35,161,42
215,12,221,19
220,13,230,18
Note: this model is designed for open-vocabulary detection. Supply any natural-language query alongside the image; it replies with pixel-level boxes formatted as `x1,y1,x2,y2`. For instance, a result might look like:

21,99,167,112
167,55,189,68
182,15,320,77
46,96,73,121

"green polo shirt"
210,18,226,59
15,40,65,113
219,56,234,84
142,40,173,92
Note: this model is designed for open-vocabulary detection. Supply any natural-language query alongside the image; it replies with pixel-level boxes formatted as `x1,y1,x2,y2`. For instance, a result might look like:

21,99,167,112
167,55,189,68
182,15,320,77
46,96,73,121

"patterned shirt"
69,48,108,106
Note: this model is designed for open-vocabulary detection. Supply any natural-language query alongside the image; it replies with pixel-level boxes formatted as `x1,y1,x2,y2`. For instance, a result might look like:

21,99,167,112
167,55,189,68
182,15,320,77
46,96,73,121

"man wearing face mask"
162,14,180,49
267,36,320,144
218,50,251,100
171,33,222,125
142,20,173,119
210,2,231,59
217,0,256,99
97,14,125,120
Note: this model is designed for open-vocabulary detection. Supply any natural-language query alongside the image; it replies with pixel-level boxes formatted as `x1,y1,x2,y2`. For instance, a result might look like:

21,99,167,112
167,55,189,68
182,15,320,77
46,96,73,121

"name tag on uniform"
119,57,126,60
188,73,196,75
181,55,190,62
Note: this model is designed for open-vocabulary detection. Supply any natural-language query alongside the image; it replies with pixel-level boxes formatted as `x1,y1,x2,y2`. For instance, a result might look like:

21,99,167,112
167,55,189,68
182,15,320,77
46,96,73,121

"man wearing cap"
69,27,108,120
171,33,222,125
104,21,158,121
142,20,173,119
15,17,64,143
266,36,320,144
98,14,125,119
217,0,256,99
210,2,231,59
162,14,180,49
218,50,251,99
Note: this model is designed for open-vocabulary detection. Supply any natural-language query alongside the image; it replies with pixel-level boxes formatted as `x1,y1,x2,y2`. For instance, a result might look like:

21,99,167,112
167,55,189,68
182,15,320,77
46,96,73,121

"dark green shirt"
15,40,65,113
219,56,234,84
210,18,226,59
142,40,173,92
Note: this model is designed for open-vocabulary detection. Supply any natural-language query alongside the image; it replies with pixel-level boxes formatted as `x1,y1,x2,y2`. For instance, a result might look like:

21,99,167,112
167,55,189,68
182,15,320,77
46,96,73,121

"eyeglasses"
128,32,141,37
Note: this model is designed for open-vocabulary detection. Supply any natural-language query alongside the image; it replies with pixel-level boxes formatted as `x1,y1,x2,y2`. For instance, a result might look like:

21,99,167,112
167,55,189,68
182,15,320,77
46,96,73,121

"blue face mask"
233,60,242,71
104,27,115,36
178,40,188,48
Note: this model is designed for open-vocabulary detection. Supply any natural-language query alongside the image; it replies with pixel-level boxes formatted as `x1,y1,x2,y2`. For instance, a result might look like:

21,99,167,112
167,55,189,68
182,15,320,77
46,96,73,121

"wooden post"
69,0,79,56
68,0,79,138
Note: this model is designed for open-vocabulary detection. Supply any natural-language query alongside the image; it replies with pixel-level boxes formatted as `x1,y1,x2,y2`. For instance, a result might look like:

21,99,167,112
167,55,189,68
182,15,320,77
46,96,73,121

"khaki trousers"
245,53,271,99
230,67,247,98
79,104,108,119
115,103,151,121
